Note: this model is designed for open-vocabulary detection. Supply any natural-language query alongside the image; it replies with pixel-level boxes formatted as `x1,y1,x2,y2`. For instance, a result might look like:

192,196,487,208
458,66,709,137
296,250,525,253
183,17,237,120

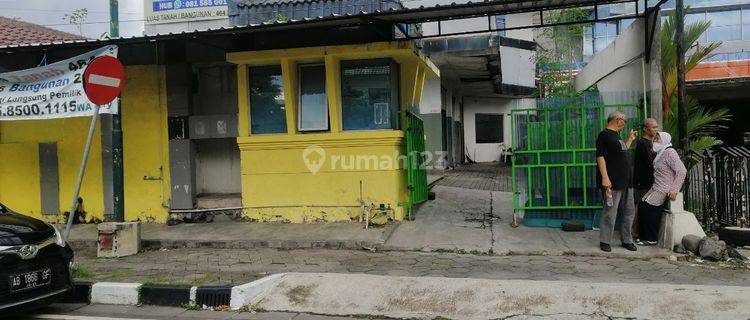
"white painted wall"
462,97,534,162
419,79,442,114
575,21,645,93
574,18,663,119
500,46,535,87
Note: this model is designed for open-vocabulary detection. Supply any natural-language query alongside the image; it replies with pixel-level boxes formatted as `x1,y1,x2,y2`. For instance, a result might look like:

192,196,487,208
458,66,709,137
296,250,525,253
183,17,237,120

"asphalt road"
14,303,374,320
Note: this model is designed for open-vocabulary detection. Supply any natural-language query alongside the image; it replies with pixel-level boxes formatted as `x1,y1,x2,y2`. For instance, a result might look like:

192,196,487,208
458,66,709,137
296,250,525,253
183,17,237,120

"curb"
68,274,285,309
69,239,680,259
68,228,397,252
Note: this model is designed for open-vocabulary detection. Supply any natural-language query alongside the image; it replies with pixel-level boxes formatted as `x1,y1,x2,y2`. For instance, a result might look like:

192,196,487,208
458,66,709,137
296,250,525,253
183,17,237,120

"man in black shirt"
596,110,637,252
632,118,659,241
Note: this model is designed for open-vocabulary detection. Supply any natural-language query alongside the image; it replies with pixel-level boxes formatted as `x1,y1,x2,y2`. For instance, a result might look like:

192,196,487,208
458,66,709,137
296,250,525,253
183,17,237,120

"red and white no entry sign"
83,56,125,106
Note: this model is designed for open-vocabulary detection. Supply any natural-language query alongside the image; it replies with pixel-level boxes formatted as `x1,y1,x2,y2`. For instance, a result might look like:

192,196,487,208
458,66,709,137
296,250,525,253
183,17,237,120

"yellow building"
0,21,436,224
0,66,171,223
230,42,437,222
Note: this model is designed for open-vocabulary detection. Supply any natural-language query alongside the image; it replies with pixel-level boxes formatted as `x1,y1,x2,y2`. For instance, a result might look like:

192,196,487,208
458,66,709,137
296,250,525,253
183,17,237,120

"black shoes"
600,242,638,252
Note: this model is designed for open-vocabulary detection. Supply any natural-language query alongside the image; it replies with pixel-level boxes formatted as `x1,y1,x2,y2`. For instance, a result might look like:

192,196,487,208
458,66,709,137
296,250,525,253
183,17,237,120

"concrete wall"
419,79,441,114
120,66,172,222
419,79,445,168
195,138,242,195
462,97,534,163
574,17,662,120
499,46,535,87
0,66,171,222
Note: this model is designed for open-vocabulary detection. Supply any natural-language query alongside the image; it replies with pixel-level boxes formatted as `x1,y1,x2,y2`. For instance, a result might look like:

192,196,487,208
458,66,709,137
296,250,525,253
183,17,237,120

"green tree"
535,8,591,97
660,9,731,162
63,8,88,36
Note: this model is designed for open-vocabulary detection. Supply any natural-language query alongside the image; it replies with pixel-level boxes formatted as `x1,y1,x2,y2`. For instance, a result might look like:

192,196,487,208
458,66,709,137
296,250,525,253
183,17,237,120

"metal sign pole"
63,104,101,241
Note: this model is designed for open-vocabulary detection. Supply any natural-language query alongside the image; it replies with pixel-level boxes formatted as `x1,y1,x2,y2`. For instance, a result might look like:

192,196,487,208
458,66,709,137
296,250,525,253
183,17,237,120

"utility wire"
40,18,150,27
0,7,139,14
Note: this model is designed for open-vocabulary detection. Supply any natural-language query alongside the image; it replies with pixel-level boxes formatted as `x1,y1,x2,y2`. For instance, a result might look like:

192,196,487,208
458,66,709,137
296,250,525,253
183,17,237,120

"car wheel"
718,226,750,247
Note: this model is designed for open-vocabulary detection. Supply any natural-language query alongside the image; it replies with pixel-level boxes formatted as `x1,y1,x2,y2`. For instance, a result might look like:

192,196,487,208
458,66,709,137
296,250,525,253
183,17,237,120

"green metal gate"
511,104,641,228
405,111,428,220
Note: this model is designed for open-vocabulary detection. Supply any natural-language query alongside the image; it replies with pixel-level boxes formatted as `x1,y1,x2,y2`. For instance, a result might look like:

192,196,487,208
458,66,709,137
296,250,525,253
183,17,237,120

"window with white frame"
297,64,329,131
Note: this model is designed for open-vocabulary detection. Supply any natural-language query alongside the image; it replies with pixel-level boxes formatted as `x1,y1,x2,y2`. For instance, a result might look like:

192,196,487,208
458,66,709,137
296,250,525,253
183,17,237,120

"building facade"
400,0,537,166
0,14,435,223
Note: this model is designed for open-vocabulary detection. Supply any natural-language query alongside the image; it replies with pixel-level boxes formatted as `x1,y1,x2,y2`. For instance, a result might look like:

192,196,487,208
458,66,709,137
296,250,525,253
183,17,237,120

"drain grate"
195,286,232,307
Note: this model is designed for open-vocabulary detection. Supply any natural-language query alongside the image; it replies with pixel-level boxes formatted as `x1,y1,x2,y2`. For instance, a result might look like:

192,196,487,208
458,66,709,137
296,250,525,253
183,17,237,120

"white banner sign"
0,45,119,121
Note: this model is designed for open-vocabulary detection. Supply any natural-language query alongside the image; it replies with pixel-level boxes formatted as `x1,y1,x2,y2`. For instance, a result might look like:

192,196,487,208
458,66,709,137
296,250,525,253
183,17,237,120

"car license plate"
10,268,52,292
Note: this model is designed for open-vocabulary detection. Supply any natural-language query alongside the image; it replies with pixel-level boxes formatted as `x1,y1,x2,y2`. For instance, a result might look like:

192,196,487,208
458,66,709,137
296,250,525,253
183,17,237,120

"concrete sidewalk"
65,185,671,258
73,247,750,287
384,185,672,258
243,273,750,320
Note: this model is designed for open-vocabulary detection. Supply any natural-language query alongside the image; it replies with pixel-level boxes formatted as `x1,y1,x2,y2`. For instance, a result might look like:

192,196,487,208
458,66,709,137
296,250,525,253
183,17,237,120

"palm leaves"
663,96,732,163
660,8,731,161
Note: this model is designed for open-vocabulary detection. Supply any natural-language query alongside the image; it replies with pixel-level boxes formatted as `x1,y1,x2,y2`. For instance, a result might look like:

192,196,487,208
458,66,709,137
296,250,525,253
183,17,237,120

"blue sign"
152,0,227,12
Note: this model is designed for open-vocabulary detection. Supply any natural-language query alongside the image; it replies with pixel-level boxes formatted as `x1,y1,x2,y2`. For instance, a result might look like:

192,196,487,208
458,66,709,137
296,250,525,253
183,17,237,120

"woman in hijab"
637,131,687,245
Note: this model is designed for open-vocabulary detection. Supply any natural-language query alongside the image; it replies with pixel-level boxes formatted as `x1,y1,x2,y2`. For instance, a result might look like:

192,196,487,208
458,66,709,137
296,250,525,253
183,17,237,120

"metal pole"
675,0,688,152
63,105,101,241
641,57,648,118
113,114,124,222
109,0,119,38
110,0,124,222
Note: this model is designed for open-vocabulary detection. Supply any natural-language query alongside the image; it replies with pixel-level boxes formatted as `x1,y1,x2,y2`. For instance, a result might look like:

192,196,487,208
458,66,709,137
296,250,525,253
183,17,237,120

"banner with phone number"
0,45,119,121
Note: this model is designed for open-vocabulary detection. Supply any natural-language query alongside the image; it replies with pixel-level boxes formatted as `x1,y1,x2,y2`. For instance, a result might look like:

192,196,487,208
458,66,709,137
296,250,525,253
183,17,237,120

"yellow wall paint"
120,65,171,222
238,131,407,222
0,116,105,222
0,143,42,218
231,42,434,222
0,65,170,223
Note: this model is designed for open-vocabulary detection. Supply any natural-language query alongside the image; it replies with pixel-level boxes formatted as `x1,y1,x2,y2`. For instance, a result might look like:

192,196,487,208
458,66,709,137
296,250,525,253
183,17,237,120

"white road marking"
88,74,121,87
31,314,154,320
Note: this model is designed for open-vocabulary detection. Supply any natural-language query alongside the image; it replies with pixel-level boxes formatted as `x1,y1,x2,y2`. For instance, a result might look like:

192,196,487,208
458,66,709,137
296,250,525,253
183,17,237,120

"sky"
0,0,145,38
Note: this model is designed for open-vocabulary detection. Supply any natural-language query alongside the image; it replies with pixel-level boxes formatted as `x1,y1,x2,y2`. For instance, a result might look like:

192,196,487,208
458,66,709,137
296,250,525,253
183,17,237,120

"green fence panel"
405,111,428,220
511,104,642,228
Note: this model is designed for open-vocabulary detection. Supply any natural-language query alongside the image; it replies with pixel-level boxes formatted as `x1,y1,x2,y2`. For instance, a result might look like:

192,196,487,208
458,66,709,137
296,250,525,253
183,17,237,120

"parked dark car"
0,203,74,311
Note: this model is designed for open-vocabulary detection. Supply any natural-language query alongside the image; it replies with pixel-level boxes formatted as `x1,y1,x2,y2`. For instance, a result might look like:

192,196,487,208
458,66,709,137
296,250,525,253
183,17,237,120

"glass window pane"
594,37,608,53
745,25,750,40
708,10,741,27
594,23,606,36
708,26,742,41
583,38,594,57
685,12,706,26
341,60,398,131
744,8,750,24
475,114,502,144
606,22,618,37
249,65,287,134
298,64,329,131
